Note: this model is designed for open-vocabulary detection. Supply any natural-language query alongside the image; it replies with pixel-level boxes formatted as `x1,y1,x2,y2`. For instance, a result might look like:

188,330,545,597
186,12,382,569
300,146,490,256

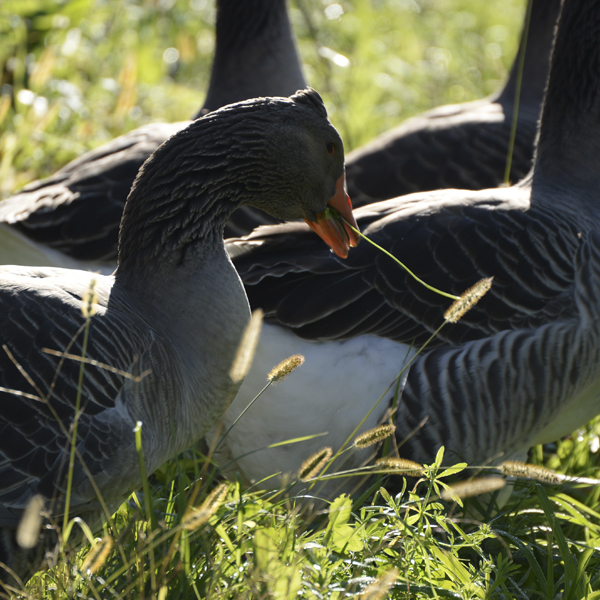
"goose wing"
0,123,186,262
345,104,537,208
397,232,600,465
233,187,581,347
0,268,169,525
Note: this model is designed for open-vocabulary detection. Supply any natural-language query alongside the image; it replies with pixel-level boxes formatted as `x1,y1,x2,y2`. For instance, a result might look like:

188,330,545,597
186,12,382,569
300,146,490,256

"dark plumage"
213,0,600,498
0,89,356,582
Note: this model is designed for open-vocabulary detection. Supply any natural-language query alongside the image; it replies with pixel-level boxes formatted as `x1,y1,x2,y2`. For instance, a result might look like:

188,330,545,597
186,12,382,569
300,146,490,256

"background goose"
213,0,600,497
0,89,358,581
0,0,306,273
0,0,559,274
345,0,561,208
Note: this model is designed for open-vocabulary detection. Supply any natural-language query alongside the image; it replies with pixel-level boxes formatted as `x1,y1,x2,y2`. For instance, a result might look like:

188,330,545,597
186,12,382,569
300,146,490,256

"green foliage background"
1,0,524,195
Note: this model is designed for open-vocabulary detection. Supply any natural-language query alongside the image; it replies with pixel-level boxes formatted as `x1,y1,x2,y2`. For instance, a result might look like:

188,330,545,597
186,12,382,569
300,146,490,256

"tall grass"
2,0,600,598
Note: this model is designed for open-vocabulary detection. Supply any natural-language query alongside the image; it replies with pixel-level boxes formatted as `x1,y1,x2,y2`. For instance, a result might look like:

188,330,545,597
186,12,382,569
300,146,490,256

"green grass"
1,0,523,195
15,441,600,599
2,0,600,598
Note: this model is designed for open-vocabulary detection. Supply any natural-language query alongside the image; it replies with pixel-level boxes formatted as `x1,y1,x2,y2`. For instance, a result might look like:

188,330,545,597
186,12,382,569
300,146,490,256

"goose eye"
326,142,335,156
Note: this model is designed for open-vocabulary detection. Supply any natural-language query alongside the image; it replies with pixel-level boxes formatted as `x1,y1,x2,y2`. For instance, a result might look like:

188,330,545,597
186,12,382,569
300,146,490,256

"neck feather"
115,110,275,286
497,0,560,115
198,0,306,116
533,0,600,193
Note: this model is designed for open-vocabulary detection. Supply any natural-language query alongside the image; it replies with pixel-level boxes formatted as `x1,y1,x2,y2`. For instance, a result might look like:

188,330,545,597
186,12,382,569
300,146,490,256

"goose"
0,89,358,582
1,0,559,274
0,0,306,273
212,0,600,497
345,0,561,208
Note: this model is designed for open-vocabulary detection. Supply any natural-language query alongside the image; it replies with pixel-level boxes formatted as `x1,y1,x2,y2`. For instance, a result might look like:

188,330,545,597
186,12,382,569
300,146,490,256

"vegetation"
1,0,600,598
1,0,525,195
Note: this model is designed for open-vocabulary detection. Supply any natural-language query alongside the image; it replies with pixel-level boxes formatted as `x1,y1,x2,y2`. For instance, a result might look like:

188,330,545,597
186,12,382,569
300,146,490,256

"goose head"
228,91,360,258
116,88,359,285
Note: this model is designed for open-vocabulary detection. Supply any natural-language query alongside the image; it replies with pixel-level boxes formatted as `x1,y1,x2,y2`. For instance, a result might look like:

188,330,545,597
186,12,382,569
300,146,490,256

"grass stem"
62,313,92,540
342,220,460,301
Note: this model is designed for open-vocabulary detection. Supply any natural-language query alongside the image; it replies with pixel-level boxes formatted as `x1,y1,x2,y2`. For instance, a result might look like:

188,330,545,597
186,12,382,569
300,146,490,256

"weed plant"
1,0,600,598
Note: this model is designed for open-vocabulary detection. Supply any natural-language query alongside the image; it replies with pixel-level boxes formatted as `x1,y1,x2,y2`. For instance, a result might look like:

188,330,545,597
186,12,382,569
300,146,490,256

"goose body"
0,262,244,519
213,0,600,494
0,89,358,580
0,0,306,272
346,0,560,207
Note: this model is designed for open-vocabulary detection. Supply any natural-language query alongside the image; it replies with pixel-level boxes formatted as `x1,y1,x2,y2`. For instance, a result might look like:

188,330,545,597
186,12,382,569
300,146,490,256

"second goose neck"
533,0,600,204
199,0,306,115
498,0,560,114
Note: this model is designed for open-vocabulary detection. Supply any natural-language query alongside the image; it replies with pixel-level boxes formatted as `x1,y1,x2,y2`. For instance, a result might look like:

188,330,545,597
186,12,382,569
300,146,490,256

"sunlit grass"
16,440,600,598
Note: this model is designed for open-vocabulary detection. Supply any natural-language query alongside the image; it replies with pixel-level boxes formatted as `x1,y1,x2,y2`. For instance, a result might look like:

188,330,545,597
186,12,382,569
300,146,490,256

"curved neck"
198,0,306,116
496,0,560,116
533,0,600,198
115,115,271,288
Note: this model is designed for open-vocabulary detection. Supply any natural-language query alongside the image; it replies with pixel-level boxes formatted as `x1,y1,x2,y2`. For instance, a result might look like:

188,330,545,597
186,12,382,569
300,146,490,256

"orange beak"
303,175,360,258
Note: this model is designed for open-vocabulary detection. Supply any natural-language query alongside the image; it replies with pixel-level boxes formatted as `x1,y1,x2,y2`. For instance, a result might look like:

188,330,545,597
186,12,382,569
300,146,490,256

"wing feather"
0,269,168,524
234,188,581,347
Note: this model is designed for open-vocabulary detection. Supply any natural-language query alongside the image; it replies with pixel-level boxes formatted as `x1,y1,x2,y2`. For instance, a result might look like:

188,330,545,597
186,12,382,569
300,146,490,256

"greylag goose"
0,89,358,581
345,0,560,208
0,0,306,272
213,0,600,495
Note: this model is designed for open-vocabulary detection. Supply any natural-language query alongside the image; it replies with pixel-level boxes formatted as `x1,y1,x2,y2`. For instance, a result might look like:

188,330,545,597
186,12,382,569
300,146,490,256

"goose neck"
198,0,306,115
533,0,600,196
115,178,239,289
497,0,560,113
114,110,275,288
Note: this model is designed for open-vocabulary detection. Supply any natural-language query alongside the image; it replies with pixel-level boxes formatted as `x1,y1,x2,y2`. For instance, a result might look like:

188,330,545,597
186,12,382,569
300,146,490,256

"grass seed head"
440,476,506,501
297,446,333,481
360,568,398,599
182,483,229,531
354,424,396,449
374,457,424,476
230,309,263,384
81,278,98,318
500,460,562,484
268,354,305,383
82,536,114,575
16,494,45,550
444,277,493,323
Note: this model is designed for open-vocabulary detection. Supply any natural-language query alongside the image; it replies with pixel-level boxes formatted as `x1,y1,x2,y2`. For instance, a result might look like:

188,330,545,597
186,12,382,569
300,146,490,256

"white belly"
209,323,414,497
533,373,600,445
